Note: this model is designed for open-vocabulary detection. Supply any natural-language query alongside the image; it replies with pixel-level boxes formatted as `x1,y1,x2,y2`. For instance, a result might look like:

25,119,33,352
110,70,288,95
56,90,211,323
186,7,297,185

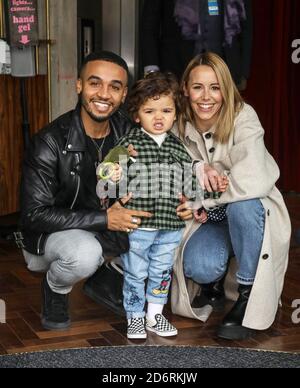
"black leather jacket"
20,104,133,255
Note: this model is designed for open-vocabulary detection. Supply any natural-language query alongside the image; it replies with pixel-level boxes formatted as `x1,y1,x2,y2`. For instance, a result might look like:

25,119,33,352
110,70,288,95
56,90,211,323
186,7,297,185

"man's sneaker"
127,317,147,339
41,276,71,331
146,314,178,337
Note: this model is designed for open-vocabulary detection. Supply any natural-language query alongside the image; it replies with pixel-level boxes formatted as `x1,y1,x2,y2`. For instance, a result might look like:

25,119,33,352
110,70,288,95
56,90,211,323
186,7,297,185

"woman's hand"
195,162,229,193
203,164,223,192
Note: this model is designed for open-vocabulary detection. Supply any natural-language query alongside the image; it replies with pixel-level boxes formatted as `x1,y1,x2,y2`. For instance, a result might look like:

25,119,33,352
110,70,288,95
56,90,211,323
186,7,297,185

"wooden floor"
0,195,299,355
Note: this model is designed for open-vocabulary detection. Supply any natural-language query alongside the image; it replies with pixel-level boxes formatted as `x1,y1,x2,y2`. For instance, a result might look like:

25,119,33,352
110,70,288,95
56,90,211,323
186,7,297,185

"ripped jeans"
121,229,184,319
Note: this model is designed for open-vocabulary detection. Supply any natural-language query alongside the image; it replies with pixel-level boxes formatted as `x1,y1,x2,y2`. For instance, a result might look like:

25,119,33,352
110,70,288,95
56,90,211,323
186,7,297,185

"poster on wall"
5,0,38,47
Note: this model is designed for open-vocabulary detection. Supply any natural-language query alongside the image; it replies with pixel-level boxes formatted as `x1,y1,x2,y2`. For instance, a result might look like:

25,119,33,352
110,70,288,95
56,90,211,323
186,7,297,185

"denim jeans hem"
126,311,146,319
237,274,255,286
146,296,168,305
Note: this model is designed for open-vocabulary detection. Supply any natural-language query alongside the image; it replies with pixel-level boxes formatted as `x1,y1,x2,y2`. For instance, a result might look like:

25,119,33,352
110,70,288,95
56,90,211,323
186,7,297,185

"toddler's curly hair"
127,72,179,121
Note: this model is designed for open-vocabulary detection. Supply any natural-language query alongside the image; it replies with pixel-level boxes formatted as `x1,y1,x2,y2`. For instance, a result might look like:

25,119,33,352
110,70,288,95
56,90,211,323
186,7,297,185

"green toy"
96,146,131,181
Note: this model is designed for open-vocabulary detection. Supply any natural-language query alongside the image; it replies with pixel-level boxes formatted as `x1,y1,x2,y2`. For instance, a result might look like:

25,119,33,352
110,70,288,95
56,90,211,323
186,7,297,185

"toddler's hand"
128,144,138,157
194,208,208,224
218,176,229,193
110,164,123,183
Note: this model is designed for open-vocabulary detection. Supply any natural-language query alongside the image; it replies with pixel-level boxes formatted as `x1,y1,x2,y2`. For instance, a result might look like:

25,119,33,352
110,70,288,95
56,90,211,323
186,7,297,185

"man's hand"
107,193,153,232
176,195,193,221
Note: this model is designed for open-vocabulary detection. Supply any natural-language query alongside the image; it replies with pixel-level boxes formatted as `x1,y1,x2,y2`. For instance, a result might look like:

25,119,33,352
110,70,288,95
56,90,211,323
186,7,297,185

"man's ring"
131,217,139,225
126,228,132,234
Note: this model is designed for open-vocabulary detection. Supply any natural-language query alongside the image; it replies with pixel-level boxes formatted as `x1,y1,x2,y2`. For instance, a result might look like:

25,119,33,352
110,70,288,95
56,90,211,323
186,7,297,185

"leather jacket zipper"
37,233,43,255
70,153,81,210
37,154,81,255
70,174,80,210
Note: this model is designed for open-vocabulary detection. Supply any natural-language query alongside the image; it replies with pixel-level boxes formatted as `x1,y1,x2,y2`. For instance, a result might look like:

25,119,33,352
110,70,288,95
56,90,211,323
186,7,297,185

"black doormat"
0,346,299,368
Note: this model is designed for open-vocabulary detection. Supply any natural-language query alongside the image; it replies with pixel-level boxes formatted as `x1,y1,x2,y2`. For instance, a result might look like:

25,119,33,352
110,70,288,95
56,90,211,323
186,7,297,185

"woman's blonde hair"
178,52,244,144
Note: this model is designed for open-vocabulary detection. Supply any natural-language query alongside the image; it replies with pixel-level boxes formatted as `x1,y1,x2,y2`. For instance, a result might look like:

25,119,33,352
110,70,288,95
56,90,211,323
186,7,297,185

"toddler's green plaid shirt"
117,127,195,230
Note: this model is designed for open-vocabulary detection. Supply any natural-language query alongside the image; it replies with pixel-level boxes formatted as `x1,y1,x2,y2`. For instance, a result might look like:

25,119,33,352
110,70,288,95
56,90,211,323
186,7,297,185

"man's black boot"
192,277,226,312
83,262,125,317
217,284,255,340
41,276,71,331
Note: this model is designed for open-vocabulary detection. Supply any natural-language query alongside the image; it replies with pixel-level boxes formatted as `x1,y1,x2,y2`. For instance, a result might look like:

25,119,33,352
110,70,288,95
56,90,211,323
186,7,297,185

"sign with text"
6,0,38,47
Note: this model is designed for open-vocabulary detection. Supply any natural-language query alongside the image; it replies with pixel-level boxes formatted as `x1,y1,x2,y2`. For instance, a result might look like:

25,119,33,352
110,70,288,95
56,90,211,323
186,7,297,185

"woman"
172,52,291,340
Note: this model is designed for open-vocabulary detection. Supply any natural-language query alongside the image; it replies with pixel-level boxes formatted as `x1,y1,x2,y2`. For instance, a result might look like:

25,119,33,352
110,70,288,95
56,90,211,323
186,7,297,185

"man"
141,0,252,89
20,51,153,330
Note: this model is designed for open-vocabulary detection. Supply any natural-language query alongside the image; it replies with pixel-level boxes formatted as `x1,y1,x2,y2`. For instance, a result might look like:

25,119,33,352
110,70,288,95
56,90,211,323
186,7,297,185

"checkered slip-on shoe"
146,314,178,337
127,317,147,339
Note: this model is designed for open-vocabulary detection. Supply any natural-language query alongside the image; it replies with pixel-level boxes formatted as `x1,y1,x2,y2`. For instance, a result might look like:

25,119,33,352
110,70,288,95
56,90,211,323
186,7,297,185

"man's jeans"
184,200,265,286
23,230,104,295
121,229,184,319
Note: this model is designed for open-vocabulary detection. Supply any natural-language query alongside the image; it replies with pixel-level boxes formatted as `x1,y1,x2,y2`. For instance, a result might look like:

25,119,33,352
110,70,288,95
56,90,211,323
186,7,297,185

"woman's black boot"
217,284,255,340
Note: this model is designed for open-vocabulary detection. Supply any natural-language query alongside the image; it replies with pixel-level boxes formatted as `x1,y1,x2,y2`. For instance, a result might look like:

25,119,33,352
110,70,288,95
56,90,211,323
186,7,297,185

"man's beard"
80,95,116,123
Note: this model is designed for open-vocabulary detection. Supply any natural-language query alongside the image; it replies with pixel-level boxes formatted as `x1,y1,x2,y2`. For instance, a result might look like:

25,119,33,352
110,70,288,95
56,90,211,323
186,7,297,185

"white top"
142,128,167,148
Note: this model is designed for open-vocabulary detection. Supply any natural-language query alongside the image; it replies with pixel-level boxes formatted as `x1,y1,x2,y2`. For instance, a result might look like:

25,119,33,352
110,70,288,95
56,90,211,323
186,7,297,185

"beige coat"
171,104,291,330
